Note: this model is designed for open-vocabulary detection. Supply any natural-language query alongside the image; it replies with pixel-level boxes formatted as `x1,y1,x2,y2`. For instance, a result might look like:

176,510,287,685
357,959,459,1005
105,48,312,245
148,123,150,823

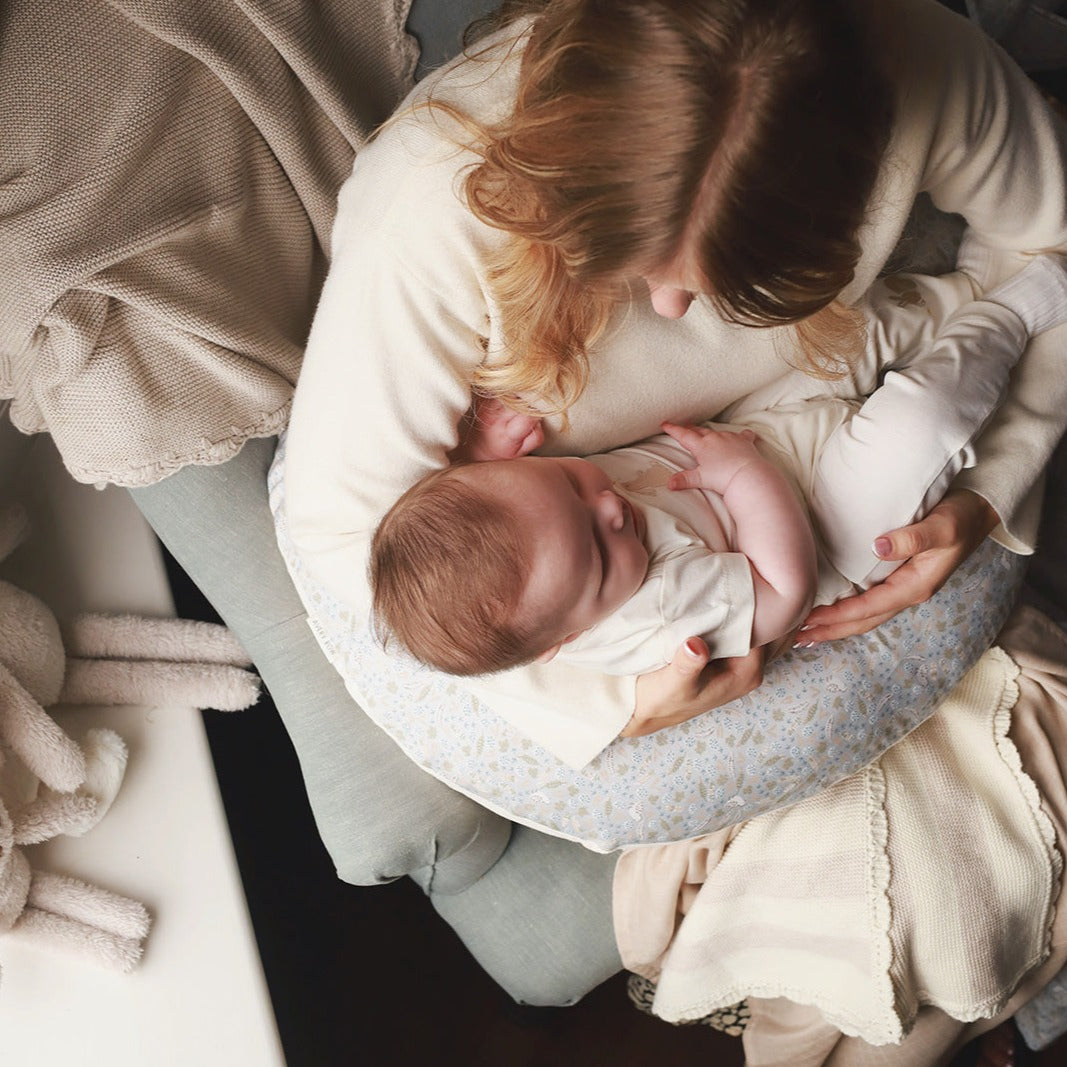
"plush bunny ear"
0,662,86,794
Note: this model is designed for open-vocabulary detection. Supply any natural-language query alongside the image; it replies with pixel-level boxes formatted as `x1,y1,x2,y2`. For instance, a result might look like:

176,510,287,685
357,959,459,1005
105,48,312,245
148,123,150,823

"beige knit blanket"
0,0,416,487
614,648,1062,1045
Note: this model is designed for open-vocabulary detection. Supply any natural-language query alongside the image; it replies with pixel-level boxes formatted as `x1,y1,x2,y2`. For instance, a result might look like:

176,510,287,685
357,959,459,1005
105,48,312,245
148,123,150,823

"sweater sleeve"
883,0,1067,550
284,135,488,609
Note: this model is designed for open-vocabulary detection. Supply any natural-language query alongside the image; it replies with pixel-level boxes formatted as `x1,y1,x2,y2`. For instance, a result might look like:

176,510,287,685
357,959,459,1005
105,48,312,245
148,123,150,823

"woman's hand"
798,488,1000,644
624,637,765,737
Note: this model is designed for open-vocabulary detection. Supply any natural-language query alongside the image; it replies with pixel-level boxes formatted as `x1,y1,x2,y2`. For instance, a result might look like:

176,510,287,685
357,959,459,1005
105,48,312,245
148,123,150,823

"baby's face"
468,457,650,647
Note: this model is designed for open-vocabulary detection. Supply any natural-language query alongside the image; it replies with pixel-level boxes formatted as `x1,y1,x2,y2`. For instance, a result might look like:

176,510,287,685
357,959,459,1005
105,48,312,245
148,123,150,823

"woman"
276,0,1067,1058
285,0,1064,792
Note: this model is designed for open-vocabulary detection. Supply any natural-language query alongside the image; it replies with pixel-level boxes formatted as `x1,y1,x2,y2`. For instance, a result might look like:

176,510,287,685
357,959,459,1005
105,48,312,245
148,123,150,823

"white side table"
0,426,284,1067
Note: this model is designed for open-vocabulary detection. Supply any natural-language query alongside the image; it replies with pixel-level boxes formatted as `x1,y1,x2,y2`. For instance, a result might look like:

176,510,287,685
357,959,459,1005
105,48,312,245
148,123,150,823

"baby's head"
370,456,649,675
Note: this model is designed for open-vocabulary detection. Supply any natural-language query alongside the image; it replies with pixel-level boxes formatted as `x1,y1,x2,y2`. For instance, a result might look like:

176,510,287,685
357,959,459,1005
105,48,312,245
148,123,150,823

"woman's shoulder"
328,21,532,272
869,0,1021,132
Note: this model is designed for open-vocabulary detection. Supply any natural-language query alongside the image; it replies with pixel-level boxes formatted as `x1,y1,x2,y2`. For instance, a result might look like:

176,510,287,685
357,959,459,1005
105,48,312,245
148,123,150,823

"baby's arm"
663,422,817,648
449,396,544,463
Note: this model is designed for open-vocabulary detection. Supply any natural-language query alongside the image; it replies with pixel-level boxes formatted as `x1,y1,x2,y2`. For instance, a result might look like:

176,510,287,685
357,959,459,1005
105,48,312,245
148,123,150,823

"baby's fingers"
503,412,544,456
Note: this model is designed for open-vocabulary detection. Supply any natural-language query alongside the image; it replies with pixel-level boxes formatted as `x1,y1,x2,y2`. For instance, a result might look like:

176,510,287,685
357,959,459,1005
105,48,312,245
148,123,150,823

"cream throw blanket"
0,0,415,487
614,648,1062,1045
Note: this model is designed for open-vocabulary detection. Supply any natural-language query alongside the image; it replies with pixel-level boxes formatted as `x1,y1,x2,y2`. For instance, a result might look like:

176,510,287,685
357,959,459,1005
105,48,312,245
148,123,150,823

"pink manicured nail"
873,537,892,558
685,638,703,658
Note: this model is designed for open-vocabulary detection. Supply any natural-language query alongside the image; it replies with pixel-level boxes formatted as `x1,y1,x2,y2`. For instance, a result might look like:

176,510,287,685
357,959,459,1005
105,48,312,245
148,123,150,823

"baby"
371,259,1067,725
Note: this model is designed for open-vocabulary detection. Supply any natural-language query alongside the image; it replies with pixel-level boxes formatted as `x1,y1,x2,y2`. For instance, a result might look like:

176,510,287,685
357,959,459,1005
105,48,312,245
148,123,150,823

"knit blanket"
614,647,1062,1045
0,0,416,487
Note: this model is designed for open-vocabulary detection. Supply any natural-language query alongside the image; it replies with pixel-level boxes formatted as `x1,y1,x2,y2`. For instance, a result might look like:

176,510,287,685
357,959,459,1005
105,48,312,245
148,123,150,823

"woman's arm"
285,138,490,609
806,0,1067,639
902,0,1067,517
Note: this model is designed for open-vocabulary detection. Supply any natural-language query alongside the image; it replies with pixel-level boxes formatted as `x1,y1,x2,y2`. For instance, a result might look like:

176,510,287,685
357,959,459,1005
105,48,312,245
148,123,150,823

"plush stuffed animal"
0,502,260,977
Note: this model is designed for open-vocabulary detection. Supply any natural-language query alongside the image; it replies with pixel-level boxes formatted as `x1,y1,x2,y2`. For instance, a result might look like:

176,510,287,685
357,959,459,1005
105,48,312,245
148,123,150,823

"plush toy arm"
12,728,128,843
13,869,150,972
11,908,145,972
3,797,149,971
27,870,150,941
59,659,260,712
0,662,86,792
64,614,252,666
10,792,98,845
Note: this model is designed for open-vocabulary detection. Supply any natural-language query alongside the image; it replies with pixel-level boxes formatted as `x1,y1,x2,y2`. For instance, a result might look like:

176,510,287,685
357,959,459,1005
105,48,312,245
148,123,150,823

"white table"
0,423,284,1067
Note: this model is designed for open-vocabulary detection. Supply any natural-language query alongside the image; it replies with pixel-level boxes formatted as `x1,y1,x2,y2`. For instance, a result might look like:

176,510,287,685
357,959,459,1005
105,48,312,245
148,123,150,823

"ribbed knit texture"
614,648,1061,1045
0,0,416,486
985,254,1067,336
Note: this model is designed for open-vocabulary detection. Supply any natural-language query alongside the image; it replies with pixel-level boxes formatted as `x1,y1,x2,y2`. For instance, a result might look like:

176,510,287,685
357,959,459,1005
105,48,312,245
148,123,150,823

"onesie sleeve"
882,0,1067,550
560,548,754,677
477,548,755,770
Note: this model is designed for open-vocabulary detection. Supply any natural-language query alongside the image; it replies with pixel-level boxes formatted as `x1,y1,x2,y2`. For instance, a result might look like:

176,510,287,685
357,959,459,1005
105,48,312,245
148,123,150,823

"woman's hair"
459,0,894,407
370,464,547,675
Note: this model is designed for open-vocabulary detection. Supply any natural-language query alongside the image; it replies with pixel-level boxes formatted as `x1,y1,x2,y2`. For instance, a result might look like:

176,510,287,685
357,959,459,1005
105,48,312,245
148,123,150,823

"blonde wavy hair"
443,0,894,413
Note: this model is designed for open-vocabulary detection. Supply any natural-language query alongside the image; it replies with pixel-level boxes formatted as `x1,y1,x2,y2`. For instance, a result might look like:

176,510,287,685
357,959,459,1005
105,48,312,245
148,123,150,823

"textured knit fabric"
0,0,416,487
736,605,1067,1066
613,646,1061,1046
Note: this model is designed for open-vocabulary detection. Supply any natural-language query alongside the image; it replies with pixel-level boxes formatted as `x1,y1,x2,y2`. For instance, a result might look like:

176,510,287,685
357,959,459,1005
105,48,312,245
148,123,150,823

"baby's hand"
661,422,762,496
452,396,544,463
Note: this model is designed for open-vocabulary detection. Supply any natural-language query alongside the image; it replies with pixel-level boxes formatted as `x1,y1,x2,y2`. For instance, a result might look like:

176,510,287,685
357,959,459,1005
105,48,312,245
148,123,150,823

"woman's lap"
128,435,1038,1015
742,607,1067,1064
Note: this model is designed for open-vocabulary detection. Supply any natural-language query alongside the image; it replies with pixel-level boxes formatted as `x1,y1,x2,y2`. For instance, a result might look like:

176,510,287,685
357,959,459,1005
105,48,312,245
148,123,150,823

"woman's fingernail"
685,638,703,658
873,537,892,558
793,641,815,650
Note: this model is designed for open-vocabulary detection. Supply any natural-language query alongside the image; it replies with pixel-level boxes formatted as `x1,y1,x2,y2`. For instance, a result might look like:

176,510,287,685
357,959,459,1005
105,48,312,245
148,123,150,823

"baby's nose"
598,490,625,530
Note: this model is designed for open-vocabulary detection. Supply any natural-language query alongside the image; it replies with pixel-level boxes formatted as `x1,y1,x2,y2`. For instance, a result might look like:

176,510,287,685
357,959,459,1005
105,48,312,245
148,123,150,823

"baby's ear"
534,632,582,663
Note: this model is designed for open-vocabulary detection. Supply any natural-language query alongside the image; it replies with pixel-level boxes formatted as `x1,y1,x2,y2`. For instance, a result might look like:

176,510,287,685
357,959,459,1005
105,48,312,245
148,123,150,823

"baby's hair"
370,464,547,675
